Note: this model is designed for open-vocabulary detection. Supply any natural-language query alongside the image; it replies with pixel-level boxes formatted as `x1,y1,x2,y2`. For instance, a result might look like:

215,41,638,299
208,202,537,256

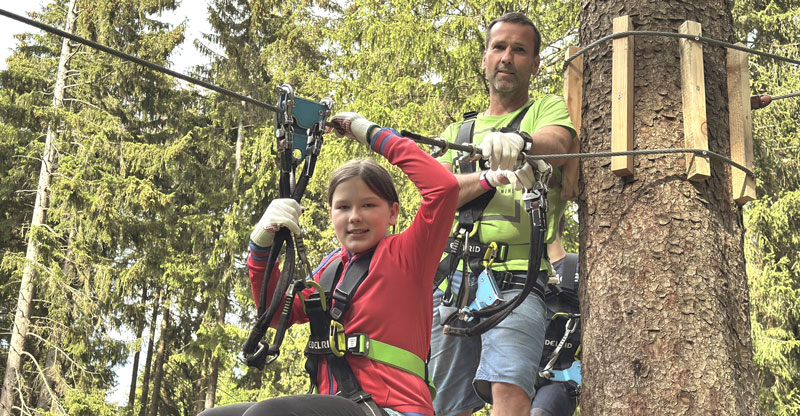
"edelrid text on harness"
538,253,582,389
302,249,436,415
242,84,334,369
435,104,552,337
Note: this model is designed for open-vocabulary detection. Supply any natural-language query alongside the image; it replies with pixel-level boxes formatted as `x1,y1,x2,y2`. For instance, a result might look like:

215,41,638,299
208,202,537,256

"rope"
0,8,280,114
564,30,800,70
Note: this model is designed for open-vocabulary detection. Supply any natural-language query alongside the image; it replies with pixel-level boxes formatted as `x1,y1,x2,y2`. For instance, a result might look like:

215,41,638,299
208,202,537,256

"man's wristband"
479,170,495,190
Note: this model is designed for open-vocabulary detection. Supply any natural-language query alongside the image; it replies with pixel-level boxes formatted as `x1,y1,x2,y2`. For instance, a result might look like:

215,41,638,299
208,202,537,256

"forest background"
0,0,797,415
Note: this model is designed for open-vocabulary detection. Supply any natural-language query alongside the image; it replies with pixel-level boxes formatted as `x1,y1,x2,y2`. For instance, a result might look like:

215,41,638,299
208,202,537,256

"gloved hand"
329,112,379,146
508,162,536,190
482,169,511,188
478,131,525,171
250,198,303,247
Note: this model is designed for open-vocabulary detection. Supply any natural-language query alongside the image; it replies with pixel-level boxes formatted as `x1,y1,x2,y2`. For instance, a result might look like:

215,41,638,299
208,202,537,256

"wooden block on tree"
611,16,634,176
679,21,711,181
726,45,756,203
561,45,583,201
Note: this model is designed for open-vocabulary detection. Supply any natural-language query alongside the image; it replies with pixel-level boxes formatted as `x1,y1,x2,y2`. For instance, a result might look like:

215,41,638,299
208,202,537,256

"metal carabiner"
329,320,347,357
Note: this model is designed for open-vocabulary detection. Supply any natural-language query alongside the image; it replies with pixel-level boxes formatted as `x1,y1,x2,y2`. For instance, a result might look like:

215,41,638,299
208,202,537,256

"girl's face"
330,177,399,255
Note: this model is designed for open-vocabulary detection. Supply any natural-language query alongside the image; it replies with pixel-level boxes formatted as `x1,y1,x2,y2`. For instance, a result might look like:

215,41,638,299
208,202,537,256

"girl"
201,112,458,416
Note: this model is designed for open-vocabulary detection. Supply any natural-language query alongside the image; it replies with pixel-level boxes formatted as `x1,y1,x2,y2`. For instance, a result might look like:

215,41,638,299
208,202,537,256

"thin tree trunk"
0,1,77,414
204,295,228,410
127,285,148,415
204,118,242,409
138,291,161,416
34,349,57,411
234,118,243,183
147,302,170,416
579,1,760,414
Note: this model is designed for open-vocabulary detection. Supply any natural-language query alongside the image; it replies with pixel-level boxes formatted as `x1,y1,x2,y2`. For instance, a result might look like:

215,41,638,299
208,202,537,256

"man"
430,12,576,416
531,215,581,416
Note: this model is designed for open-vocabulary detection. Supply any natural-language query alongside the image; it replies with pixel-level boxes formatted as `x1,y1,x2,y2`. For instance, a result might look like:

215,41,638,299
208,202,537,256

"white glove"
508,162,536,190
250,198,303,247
478,131,525,171
329,112,378,146
482,169,511,188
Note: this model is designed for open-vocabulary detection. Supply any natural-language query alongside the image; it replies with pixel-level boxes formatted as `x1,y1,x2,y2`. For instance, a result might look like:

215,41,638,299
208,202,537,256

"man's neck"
485,92,530,116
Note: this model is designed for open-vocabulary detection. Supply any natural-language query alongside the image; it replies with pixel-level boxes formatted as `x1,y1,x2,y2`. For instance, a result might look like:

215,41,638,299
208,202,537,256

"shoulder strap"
456,102,533,174
455,114,477,174
502,102,533,132
330,251,374,320
319,257,344,295
453,101,534,231
560,253,579,292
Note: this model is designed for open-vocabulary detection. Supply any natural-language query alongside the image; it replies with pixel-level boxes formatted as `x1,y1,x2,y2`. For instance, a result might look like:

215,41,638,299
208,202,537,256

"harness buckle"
345,333,370,356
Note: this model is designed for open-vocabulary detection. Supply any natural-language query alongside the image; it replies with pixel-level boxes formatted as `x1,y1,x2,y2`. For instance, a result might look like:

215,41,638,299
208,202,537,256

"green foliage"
732,0,800,413
2,0,796,414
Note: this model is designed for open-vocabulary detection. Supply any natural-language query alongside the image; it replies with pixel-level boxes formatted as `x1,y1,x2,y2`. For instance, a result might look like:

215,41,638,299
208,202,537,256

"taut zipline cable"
0,9,776,180
0,8,281,114
564,30,800,69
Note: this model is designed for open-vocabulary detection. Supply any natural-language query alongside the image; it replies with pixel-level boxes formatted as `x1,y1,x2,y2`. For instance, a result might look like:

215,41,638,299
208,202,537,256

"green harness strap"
306,253,437,401
342,333,437,400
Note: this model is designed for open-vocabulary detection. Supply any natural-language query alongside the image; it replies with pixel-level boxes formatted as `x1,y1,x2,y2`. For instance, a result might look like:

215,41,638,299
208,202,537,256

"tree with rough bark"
0,1,77,414
578,1,761,414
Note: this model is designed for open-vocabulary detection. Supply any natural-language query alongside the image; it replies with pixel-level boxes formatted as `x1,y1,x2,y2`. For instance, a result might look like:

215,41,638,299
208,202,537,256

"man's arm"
528,125,574,168
440,162,489,209
442,123,573,208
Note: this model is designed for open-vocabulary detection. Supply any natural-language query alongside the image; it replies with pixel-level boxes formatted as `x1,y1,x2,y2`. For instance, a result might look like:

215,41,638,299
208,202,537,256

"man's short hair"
485,12,541,57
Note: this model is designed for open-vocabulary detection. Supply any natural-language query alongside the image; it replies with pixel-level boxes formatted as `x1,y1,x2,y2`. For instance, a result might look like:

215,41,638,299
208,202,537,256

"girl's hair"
327,159,399,207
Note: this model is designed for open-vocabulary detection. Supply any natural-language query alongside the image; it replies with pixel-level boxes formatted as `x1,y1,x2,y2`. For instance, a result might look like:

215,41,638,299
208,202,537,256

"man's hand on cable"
478,131,530,171
328,112,379,147
250,198,303,248
483,161,536,191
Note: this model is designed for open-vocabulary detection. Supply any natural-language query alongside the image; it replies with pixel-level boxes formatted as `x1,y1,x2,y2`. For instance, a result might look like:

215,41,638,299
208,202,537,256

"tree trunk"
147,302,170,416
204,296,228,410
127,285,148,415
579,1,760,414
34,349,57,411
0,1,77,414
138,291,161,416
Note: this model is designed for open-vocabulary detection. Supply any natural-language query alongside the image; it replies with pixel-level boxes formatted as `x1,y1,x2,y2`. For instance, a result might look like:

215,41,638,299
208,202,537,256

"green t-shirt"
439,95,576,272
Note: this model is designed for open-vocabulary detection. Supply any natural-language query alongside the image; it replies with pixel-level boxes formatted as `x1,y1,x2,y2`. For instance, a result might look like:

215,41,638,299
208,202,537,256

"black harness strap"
560,253,579,292
303,251,388,416
330,253,373,321
438,103,539,328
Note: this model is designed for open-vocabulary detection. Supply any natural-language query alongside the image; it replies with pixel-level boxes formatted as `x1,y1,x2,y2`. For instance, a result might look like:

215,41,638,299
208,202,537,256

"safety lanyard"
243,84,333,369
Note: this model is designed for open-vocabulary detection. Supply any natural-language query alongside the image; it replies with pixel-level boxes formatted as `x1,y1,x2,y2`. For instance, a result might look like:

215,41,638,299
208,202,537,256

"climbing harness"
406,106,553,338
538,253,582,390
301,250,435,414
242,85,334,370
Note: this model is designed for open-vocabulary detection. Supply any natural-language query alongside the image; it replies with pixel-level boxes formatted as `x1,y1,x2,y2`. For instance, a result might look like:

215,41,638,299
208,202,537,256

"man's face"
482,22,540,96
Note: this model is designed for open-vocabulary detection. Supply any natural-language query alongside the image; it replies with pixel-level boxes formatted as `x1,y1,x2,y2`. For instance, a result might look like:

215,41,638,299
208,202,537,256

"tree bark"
0,1,77,414
579,1,760,414
147,301,170,416
127,285,148,415
204,296,228,410
138,291,161,416
34,349,57,411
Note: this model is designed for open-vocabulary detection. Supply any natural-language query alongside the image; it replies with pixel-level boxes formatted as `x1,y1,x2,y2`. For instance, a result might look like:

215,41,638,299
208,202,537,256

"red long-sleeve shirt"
248,128,459,415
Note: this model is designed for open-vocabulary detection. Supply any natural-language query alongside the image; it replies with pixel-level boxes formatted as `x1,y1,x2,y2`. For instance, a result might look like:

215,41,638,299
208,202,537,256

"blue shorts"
430,270,547,416
530,380,577,416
